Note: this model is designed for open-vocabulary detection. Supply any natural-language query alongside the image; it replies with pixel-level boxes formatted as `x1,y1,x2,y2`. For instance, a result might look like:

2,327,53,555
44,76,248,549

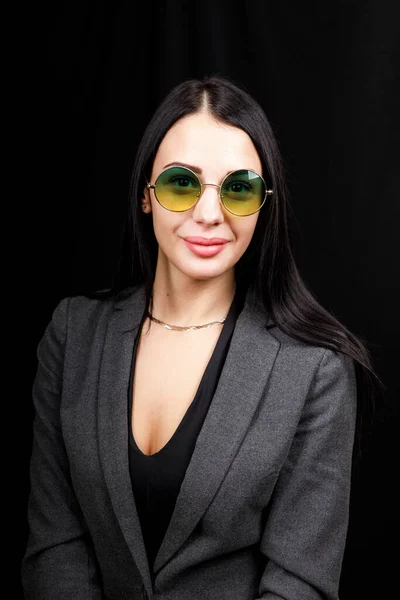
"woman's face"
142,111,263,282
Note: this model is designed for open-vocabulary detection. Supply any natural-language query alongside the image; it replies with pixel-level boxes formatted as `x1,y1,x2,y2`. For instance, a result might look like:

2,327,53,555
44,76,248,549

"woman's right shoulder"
50,284,142,334
35,284,143,370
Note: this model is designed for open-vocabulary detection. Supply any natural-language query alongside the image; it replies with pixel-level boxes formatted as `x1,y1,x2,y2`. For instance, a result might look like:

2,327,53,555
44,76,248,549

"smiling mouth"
183,238,229,257
183,237,230,246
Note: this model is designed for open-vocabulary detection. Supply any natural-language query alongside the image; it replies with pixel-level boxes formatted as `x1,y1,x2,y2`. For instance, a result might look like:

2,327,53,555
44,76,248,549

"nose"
191,183,225,224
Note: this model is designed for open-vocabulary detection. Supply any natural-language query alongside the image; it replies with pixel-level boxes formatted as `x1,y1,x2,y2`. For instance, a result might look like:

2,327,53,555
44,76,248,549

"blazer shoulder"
244,289,331,371
267,322,325,357
65,292,114,329
67,284,139,320
266,322,355,386
59,284,139,338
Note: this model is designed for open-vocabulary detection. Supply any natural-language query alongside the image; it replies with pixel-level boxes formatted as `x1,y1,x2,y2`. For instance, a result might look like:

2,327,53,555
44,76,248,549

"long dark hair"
92,73,385,464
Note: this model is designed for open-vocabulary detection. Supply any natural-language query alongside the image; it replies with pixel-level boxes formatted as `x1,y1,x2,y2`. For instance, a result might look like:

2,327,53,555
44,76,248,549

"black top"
127,286,246,572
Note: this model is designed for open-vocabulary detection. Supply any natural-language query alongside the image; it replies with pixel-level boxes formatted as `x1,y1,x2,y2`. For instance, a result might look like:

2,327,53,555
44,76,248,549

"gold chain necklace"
146,311,226,331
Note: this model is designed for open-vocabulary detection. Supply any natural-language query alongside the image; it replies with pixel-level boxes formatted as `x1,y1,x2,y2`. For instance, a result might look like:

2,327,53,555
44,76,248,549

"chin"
176,259,233,281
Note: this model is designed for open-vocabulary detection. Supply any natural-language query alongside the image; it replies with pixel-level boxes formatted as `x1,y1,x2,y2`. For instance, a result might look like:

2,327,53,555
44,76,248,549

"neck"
150,269,236,328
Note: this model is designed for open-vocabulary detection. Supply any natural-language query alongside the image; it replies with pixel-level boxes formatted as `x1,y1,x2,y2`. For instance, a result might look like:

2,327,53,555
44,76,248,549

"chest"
131,320,223,456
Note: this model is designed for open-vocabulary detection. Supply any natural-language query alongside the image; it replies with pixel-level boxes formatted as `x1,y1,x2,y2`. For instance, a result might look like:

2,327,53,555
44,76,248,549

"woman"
21,74,382,599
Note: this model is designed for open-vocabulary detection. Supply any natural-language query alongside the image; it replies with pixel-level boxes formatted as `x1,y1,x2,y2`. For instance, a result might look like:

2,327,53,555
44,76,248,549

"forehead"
152,112,262,177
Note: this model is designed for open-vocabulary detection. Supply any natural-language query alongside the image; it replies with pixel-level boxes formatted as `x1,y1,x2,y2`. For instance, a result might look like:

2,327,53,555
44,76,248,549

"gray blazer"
21,283,357,600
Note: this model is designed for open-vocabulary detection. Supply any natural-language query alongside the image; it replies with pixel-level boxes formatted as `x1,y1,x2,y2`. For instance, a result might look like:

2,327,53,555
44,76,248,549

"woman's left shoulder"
266,323,356,389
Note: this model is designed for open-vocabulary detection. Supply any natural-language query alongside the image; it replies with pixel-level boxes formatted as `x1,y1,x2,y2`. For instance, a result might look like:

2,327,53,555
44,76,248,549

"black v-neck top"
127,286,246,572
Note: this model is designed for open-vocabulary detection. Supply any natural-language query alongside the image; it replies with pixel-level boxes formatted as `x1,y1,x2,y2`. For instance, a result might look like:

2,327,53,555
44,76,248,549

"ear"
141,185,152,213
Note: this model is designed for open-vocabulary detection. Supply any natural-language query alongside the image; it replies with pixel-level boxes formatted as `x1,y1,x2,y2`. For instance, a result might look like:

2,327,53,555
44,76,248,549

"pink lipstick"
183,237,229,257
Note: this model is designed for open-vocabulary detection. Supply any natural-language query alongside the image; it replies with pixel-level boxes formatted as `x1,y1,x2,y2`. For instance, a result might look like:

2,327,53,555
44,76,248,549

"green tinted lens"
154,167,201,211
221,170,266,216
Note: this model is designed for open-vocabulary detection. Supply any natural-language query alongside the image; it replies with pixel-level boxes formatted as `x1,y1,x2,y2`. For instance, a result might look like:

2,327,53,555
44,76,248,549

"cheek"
232,216,258,250
151,204,183,247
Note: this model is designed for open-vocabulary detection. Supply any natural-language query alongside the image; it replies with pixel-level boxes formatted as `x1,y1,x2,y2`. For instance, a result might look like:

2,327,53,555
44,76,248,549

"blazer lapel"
153,290,280,573
97,282,280,588
97,284,153,593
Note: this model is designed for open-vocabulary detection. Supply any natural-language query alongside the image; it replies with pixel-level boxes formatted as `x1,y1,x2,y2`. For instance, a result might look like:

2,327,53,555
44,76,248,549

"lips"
183,238,229,257
183,236,229,246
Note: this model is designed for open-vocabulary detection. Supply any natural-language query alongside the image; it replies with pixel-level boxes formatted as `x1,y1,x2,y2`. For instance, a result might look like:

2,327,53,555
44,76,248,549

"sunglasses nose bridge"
199,182,221,192
193,181,225,218
197,182,223,200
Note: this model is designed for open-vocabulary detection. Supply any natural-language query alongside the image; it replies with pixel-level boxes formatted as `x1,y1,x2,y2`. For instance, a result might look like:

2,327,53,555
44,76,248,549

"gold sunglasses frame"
145,166,273,217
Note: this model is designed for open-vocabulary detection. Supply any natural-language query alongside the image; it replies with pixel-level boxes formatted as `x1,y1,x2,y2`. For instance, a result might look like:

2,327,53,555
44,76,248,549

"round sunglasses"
146,166,273,216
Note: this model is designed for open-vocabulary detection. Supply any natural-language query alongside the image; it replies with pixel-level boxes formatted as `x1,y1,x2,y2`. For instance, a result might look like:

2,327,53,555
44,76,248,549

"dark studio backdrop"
19,0,399,597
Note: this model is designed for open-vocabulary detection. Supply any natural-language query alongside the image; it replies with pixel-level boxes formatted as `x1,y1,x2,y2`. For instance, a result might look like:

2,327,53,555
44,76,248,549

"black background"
19,1,399,597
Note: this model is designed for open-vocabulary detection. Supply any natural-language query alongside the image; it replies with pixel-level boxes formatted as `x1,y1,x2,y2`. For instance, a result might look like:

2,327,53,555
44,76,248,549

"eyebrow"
163,162,203,174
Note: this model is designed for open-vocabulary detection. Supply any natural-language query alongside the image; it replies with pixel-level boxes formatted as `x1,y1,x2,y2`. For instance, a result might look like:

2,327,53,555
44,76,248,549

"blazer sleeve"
255,348,357,600
21,297,104,599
